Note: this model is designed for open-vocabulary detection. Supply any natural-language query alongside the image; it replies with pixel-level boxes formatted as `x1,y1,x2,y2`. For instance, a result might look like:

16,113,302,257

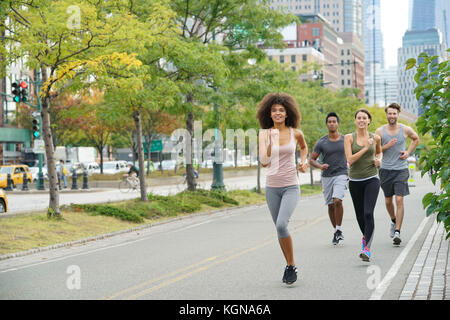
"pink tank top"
266,127,299,187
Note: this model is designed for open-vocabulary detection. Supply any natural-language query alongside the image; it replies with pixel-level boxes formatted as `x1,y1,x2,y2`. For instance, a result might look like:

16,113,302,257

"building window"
341,70,344,75
280,55,284,63
312,28,320,36
342,80,345,85
348,79,351,85
302,54,307,61
347,49,351,55
291,55,296,63
341,50,344,56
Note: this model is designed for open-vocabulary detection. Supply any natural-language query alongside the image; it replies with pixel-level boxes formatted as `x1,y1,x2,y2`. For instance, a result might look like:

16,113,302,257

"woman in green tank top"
344,108,382,262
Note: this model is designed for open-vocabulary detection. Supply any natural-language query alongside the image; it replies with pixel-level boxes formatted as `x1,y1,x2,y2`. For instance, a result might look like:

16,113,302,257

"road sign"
31,111,40,118
150,140,163,152
33,139,45,154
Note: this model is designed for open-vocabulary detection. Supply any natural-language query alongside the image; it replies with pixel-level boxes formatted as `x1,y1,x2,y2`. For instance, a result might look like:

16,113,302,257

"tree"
406,51,449,238
166,0,298,191
1,0,156,215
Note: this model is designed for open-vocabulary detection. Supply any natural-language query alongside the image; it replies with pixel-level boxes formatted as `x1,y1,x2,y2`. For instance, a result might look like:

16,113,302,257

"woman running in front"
257,93,308,284
344,108,382,262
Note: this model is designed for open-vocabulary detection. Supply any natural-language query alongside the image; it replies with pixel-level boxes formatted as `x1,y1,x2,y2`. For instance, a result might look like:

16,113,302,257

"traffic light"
32,118,40,139
11,82,20,102
20,81,28,102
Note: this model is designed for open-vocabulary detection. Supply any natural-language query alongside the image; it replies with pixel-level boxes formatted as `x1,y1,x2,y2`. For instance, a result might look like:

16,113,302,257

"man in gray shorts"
310,112,348,245
375,103,419,245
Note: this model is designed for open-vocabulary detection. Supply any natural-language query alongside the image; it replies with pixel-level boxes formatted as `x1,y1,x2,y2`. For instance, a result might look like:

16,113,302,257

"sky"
380,0,410,68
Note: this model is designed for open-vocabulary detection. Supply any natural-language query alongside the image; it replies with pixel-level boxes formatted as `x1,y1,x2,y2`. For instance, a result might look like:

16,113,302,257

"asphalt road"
0,174,437,300
4,170,321,215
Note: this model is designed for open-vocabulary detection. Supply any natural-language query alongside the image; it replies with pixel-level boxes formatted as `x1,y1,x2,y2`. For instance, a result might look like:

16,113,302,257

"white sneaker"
390,222,396,238
393,231,402,246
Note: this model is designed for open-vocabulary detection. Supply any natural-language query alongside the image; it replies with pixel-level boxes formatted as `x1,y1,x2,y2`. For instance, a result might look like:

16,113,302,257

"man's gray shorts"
321,174,348,205
379,168,410,197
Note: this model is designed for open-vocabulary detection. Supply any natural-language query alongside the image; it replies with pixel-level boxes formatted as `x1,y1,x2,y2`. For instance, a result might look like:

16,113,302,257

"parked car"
0,165,32,188
83,162,100,175
160,159,177,170
65,162,84,176
29,166,48,182
102,161,123,174
0,189,7,213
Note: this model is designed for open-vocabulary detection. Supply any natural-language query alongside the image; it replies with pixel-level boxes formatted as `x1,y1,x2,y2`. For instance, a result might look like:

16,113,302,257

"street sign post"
33,139,45,154
150,140,163,152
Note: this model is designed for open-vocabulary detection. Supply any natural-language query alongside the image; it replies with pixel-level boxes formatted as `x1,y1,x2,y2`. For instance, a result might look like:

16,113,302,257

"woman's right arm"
344,134,369,165
259,130,271,167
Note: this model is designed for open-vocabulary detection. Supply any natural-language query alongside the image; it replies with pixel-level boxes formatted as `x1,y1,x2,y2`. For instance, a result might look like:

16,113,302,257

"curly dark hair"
256,93,301,129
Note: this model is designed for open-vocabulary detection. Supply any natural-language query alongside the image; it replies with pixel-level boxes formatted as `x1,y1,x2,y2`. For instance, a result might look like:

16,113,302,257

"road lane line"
123,240,274,300
369,215,431,300
101,255,219,300
0,207,247,273
118,216,327,299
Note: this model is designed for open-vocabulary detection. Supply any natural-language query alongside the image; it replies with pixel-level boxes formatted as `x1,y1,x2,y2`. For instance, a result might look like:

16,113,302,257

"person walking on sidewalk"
375,103,419,246
57,160,68,189
309,112,348,245
257,93,308,285
344,109,382,262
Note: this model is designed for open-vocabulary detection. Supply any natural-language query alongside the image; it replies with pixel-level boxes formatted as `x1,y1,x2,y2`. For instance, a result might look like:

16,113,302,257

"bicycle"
176,170,199,193
119,174,140,193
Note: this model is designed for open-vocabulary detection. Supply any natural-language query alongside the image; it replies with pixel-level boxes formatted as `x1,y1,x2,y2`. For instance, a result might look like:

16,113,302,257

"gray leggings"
265,185,300,238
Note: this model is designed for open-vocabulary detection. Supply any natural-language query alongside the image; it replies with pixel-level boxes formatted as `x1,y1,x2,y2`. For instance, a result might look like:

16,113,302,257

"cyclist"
125,163,139,188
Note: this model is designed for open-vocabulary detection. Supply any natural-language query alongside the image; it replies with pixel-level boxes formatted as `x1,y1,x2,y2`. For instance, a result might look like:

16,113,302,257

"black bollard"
37,172,45,190
22,172,29,191
5,173,13,191
82,170,89,189
71,169,78,190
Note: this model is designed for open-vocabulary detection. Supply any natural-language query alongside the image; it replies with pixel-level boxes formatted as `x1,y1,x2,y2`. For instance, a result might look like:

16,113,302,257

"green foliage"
70,188,243,223
71,204,144,223
407,50,449,238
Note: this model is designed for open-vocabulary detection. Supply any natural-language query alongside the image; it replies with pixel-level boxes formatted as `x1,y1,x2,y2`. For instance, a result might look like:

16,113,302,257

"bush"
71,204,143,223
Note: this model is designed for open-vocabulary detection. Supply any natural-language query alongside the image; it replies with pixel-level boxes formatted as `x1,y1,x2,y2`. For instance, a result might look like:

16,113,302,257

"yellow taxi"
0,188,7,213
0,164,33,189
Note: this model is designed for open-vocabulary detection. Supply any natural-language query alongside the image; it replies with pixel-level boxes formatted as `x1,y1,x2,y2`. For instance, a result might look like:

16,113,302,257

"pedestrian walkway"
400,220,449,300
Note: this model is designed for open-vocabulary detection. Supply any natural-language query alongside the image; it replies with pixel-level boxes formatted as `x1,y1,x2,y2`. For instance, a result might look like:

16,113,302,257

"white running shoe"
393,231,402,246
390,222,396,238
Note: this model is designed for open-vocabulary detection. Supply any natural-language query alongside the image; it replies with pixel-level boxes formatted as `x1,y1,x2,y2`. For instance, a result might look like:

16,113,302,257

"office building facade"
397,28,446,116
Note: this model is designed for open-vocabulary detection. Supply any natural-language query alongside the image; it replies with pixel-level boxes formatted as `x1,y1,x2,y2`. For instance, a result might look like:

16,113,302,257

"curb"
0,202,267,262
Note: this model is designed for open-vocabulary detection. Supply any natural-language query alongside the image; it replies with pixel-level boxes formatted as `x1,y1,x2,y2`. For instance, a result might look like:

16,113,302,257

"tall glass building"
362,0,384,105
409,0,436,31
397,28,445,116
435,0,450,47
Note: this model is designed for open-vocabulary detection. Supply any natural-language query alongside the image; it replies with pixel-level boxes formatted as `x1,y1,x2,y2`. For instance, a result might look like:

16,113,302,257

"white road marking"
369,215,431,300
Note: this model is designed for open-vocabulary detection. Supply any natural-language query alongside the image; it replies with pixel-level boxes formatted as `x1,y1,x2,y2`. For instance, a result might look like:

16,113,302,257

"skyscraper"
362,0,384,105
397,28,446,116
269,0,363,38
410,0,436,31
435,0,450,47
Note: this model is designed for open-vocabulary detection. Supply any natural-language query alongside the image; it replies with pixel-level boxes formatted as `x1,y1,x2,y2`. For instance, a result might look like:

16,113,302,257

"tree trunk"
41,69,60,216
133,110,147,201
185,92,196,192
186,110,196,191
99,144,104,174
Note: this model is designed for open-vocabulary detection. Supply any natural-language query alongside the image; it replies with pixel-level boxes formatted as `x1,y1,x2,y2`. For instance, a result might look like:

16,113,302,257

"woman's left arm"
373,134,383,167
295,129,309,172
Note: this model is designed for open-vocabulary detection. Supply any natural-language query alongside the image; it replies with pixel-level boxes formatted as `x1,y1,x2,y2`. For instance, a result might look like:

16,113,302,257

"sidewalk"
400,219,449,300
